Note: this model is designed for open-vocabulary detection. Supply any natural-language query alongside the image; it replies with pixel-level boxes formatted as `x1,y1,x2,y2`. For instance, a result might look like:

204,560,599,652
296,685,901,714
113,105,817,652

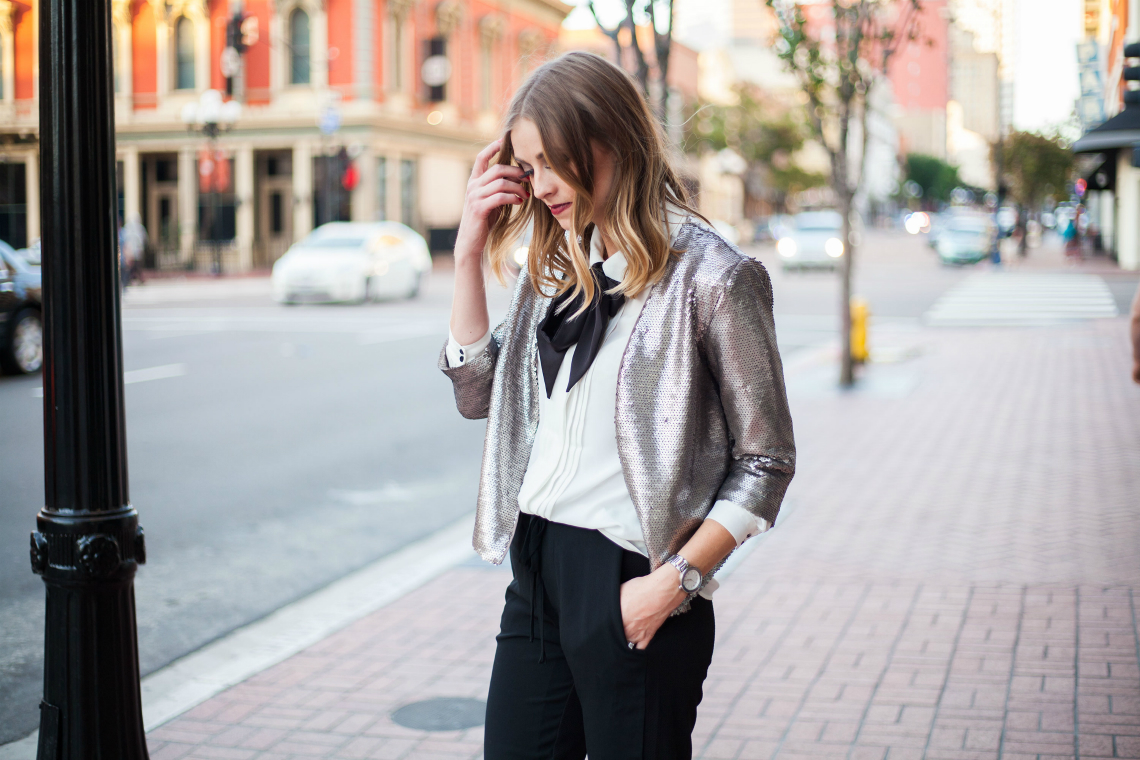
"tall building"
947,26,999,188
0,0,568,271
887,0,950,159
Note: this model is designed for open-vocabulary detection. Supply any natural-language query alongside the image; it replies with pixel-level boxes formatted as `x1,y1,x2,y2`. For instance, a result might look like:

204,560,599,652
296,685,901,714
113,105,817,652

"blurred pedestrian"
440,52,795,759
120,213,147,287
1064,208,1082,260
1131,279,1140,384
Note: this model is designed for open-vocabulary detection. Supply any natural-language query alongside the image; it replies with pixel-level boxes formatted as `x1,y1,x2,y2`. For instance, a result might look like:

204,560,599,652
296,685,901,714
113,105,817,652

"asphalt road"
0,229,1132,742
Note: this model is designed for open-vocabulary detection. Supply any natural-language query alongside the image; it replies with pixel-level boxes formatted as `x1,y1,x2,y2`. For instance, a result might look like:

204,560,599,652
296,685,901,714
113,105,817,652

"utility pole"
30,0,150,757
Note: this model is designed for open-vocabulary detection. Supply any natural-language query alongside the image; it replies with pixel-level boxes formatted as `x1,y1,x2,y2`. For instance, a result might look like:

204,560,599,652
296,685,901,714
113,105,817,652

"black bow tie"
536,261,626,398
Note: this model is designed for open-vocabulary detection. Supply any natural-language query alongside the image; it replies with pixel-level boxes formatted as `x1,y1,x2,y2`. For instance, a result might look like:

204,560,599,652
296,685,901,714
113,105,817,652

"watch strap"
666,554,703,592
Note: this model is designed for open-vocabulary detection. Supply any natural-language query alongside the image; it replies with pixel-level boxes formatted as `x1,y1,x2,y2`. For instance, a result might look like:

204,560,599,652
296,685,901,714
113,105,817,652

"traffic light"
223,12,258,95
227,13,246,55
338,147,359,192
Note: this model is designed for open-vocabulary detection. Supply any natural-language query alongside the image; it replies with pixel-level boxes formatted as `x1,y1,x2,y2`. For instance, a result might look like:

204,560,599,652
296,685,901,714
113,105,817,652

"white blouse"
447,223,763,598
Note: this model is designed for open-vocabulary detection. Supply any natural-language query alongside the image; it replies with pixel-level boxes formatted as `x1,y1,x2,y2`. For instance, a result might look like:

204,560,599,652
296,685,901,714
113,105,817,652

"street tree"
905,153,961,208
686,86,827,213
996,130,1074,255
766,0,924,386
589,0,677,122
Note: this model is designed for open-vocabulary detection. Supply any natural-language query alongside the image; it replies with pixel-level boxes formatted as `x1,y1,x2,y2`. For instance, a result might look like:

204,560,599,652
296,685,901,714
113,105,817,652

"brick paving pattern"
148,314,1140,759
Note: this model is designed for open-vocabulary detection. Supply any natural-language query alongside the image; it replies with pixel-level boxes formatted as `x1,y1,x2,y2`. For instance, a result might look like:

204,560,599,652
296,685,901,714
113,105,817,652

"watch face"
681,567,702,592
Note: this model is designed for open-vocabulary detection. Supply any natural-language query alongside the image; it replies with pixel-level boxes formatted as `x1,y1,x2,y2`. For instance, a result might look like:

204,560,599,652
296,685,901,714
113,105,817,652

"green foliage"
685,87,826,203
905,153,961,204
998,131,1075,209
763,0,924,199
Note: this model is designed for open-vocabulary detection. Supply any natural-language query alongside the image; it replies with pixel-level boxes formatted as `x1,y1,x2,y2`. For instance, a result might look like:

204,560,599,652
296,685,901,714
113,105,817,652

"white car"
271,222,431,304
776,210,846,270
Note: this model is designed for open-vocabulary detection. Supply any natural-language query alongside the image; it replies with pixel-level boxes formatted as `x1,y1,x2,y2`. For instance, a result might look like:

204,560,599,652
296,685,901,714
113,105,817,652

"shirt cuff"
706,500,769,547
445,328,493,368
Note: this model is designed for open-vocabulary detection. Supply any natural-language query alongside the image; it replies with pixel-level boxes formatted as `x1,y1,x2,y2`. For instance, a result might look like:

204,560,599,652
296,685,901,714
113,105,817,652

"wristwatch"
666,554,703,593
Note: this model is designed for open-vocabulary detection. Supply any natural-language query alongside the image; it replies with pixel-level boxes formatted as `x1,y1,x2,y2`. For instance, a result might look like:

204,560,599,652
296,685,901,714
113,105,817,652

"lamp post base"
32,507,148,760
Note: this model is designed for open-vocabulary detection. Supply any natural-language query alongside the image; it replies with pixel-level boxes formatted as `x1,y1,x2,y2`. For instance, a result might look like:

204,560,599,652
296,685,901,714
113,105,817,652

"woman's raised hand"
455,139,528,264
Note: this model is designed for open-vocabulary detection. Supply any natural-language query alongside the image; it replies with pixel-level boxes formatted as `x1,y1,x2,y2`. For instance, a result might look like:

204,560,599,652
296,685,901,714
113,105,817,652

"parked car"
271,222,432,304
16,238,41,266
0,241,43,374
934,215,996,265
751,217,777,243
775,210,846,270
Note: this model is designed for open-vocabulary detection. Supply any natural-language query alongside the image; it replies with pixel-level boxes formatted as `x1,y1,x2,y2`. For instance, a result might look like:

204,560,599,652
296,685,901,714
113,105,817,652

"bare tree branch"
588,1,623,64
624,0,651,97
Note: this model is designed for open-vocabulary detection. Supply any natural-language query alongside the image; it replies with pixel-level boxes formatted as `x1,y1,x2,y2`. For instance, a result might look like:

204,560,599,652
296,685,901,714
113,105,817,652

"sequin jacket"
438,219,796,570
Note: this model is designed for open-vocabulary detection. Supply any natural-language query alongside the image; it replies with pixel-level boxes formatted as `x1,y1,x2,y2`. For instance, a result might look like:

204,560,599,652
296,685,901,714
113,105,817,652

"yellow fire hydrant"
850,298,870,364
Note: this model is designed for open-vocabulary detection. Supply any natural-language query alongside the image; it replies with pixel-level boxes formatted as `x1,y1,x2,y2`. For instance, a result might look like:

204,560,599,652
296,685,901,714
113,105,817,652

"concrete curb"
0,513,476,758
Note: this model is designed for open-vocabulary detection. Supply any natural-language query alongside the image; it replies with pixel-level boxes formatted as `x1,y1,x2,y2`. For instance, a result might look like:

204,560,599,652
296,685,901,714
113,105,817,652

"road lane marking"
31,363,187,397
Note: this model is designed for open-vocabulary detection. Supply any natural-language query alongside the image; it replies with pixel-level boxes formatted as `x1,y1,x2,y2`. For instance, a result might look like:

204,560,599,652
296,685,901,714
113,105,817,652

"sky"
564,0,1086,134
1012,0,1083,132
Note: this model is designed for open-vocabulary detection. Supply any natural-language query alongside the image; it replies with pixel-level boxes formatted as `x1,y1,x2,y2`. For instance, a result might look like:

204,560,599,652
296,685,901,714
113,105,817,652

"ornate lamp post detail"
182,89,241,274
31,0,149,756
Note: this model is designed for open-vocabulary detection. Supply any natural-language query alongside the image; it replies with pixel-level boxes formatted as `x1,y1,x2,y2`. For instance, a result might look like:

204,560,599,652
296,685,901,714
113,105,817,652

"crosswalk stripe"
925,273,1117,327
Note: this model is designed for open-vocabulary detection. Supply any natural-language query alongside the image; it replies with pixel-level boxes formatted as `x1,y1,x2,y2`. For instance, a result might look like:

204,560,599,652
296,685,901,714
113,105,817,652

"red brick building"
0,0,568,269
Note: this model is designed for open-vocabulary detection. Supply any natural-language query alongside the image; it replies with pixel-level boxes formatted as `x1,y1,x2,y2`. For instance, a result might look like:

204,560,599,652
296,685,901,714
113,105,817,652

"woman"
440,51,795,759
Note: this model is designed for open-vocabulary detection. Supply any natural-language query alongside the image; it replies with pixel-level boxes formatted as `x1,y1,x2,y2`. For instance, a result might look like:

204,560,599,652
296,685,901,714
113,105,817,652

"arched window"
175,17,195,90
290,9,310,85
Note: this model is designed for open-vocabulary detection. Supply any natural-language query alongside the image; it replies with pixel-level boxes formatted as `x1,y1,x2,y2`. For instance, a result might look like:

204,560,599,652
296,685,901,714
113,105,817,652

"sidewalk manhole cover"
391,697,486,731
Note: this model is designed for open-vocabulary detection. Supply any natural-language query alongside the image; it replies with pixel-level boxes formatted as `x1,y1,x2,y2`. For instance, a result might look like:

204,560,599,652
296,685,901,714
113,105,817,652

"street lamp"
182,89,241,274
32,0,149,756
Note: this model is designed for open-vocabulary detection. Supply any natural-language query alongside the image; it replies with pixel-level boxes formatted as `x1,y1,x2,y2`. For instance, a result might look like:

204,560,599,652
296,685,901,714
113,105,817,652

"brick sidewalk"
148,317,1140,760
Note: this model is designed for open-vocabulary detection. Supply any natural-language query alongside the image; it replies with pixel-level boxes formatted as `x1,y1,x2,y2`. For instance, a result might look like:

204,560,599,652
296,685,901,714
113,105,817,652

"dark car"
0,241,43,374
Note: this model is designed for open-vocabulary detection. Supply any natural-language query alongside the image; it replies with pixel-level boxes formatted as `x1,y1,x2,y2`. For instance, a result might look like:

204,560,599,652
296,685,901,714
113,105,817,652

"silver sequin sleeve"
702,257,796,528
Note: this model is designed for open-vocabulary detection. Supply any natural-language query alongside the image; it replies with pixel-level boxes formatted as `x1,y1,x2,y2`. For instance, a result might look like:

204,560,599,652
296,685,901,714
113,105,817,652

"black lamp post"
31,0,150,757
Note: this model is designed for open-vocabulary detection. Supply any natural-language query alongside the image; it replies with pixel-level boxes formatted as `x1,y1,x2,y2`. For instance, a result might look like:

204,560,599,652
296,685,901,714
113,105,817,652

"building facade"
1073,0,1140,270
0,0,567,270
887,0,950,160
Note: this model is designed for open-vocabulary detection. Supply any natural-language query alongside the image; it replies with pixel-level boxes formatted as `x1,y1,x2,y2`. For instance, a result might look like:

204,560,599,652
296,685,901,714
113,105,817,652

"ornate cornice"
0,1,14,36
166,0,208,21
518,27,546,57
479,13,506,45
435,0,463,38
111,0,131,27
388,0,414,21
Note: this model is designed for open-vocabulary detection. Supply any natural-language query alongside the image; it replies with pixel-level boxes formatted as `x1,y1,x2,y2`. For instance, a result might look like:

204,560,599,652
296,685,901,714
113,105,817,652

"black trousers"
484,514,715,760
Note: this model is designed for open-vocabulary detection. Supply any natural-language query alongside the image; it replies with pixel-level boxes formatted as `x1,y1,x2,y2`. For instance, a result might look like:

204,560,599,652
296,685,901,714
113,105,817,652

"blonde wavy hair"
486,51,700,309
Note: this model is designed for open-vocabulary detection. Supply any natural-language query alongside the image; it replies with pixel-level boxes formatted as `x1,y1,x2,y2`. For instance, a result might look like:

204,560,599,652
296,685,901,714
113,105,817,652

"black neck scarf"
536,261,626,399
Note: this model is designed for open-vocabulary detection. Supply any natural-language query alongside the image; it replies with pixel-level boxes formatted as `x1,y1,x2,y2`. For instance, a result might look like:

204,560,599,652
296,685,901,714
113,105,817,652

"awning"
1081,152,1116,190
1072,106,1140,153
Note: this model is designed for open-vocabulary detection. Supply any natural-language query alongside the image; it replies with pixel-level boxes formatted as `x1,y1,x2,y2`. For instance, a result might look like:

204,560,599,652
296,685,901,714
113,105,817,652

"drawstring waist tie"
516,514,549,664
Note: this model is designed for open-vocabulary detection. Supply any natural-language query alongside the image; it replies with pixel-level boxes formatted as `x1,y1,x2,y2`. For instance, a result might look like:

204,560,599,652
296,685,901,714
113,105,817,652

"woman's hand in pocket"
620,566,687,650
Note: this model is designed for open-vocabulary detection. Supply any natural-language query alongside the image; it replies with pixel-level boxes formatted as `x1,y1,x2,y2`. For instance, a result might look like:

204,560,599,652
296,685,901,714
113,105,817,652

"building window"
313,154,351,226
290,9,311,85
0,162,28,249
175,17,195,90
270,191,284,234
400,158,416,228
376,157,387,220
